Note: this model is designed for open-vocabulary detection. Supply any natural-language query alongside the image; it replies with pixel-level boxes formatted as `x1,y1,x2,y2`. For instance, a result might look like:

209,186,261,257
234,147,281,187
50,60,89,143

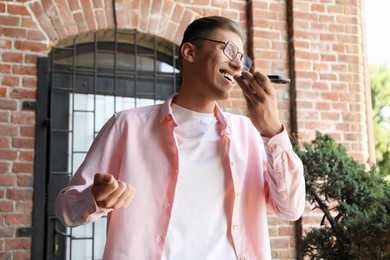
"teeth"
222,72,234,82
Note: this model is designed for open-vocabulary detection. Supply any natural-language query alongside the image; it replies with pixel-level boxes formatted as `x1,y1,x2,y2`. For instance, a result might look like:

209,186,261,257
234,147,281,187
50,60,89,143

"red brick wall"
0,0,371,259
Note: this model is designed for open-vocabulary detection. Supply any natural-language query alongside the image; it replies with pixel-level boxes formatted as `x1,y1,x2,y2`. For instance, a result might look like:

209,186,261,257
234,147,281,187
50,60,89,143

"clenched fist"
92,173,135,209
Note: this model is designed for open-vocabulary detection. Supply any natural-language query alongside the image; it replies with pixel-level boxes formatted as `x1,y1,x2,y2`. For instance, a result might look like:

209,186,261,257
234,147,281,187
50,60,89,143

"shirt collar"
159,94,230,136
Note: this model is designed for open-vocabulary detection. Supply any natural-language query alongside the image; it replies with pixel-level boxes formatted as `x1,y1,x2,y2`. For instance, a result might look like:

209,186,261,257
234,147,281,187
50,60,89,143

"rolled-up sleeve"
55,114,121,227
262,128,306,221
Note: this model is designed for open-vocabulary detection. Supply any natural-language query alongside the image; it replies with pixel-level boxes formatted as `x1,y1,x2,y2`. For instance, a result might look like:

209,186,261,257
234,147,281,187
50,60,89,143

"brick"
9,88,36,99
73,12,88,32
278,226,294,236
13,250,32,260
0,88,7,97
319,73,338,81
0,64,11,74
6,189,33,200
0,149,18,160
17,175,34,187
2,75,20,87
11,112,35,125
321,54,337,62
0,161,11,173
68,0,81,11
312,4,325,12
12,163,34,173
4,238,32,250
253,29,280,40
270,238,289,248
0,125,18,136
315,102,331,110
0,253,11,259
8,4,30,16
19,151,34,161
25,54,39,65
139,0,151,31
0,226,15,238
171,4,184,23
0,100,17,110
104,0,115,28
12,65,37,76
22,17,37,28
22,77,37,88
0,175,16,186
321,112,341,120
0,38,12,49
95,9,106,29
80,0,97,31
12,138,34,150
57,0,78,35
20,127,35,138
15,41,48,52
0,136,10,148
2,52,24,63
27,30,47,41
321,92,339,101
0,15,20,26
16,201,33,212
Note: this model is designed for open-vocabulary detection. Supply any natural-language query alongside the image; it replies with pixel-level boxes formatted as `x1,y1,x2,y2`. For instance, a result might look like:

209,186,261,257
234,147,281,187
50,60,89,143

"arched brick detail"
26,0,247,48
28,0,115,44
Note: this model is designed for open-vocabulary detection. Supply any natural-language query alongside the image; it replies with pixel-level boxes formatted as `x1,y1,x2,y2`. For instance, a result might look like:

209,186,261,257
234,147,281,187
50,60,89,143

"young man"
55,16,305,259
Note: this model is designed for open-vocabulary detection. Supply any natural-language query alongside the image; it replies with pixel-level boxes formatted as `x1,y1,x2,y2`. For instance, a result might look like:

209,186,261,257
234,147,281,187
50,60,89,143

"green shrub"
294,132,390,259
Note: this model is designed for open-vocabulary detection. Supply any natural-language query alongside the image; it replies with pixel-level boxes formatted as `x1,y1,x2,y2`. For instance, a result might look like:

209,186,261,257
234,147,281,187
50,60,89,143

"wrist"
260,123,283,138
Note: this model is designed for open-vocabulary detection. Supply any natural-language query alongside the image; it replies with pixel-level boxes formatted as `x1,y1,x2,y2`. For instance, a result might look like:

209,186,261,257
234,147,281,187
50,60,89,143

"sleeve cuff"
262,124,293,154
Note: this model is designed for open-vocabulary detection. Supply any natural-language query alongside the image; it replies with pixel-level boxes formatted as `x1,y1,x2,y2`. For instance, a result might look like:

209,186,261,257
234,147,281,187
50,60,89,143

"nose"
229,55,244,72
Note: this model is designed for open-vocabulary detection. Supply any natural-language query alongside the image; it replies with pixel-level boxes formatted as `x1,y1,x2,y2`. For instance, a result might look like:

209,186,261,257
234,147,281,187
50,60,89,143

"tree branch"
313,192,336,228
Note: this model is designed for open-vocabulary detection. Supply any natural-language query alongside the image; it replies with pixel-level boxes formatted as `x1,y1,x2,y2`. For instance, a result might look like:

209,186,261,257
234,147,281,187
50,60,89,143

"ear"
180,42,196,64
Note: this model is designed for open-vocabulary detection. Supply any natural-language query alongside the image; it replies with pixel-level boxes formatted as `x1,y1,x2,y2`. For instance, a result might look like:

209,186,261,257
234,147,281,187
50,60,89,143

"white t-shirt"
162,104,236,260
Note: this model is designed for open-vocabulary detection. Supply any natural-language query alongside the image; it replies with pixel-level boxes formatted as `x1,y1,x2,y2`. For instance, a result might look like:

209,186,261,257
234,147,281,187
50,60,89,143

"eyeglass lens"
224,42,252,72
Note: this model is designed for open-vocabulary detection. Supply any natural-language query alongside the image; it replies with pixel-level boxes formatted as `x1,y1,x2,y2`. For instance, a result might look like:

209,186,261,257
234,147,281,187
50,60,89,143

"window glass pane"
73,111,94,152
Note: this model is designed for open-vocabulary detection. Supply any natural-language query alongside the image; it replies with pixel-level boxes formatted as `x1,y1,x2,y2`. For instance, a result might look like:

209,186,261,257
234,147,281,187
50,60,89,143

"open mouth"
221,71,235,84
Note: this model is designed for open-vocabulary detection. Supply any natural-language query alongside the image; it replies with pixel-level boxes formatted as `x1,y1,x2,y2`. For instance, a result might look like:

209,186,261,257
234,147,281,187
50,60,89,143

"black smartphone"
267,75,291,84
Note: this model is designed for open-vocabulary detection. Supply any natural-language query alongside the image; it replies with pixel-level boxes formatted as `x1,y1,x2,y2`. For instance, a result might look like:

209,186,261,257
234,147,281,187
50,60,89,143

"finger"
253,71,273,94
112,185,135,209
92,174,119,201
234,73,258,102
94,173,114,185
97,181,128,209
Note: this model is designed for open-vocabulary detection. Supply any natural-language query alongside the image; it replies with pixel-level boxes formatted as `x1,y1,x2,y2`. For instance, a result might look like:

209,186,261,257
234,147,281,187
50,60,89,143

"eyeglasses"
190,37,253,72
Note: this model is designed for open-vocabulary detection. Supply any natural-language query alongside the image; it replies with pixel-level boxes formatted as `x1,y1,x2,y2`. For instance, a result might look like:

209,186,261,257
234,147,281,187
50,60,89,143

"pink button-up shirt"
55,96,306,260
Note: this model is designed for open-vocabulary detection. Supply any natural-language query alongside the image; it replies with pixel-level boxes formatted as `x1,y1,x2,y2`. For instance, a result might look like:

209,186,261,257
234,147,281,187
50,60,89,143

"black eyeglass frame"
190,37,253,71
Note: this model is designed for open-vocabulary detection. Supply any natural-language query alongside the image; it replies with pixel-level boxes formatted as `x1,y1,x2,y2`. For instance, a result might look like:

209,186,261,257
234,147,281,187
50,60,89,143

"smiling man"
55,16,306,259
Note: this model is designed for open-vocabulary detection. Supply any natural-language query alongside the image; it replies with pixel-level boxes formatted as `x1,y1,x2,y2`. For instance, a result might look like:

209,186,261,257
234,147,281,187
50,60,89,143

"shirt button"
157,236,163,242
276,172,283,177
236,192,241,198
230,161,234,167
165,202,171,208
240,257,246,260
233,225,238,230
269,143,276,150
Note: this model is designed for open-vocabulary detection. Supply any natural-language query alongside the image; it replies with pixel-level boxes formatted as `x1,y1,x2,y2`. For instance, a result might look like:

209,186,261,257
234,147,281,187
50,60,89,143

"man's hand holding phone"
234,71,283,138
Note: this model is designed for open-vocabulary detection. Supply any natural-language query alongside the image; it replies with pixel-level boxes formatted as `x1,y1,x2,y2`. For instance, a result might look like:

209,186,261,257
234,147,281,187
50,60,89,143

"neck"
173,90,216,113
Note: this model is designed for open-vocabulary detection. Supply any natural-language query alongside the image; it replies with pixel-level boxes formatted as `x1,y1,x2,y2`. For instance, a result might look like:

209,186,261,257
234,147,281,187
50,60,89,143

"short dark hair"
178,16,245,70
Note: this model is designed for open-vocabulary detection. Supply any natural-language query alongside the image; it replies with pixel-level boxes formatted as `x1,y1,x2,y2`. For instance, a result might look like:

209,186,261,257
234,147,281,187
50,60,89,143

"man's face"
189,29,245,101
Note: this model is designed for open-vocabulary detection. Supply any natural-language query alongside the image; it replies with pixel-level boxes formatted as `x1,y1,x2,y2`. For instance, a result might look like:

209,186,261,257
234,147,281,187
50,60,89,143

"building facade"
0,0,373,259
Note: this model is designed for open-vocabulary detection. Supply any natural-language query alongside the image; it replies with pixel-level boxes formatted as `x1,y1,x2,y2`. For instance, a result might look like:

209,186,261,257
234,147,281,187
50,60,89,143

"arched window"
33,30,180,259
